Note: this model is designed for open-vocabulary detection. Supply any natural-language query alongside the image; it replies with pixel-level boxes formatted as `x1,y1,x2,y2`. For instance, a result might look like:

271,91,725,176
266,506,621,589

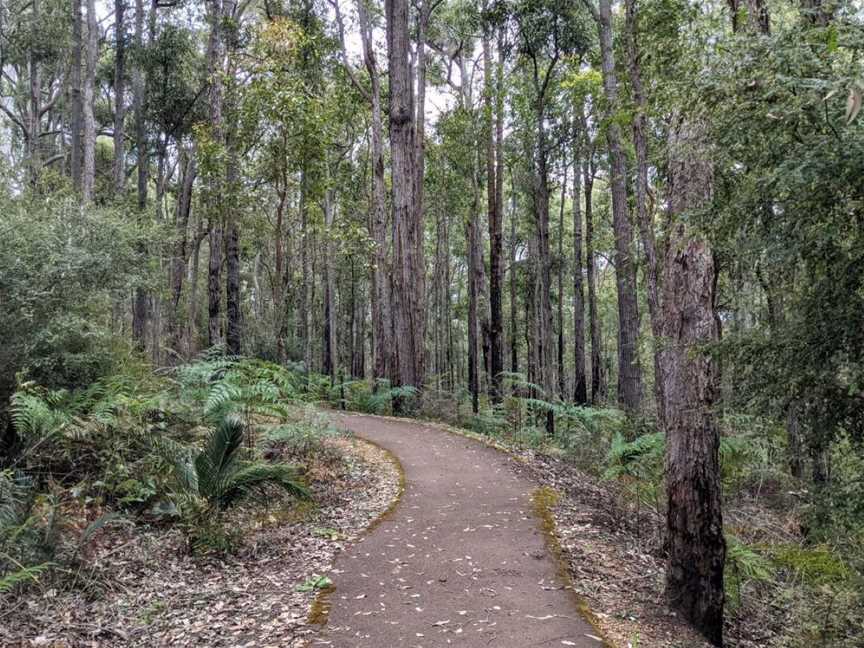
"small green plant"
169,416,309,511
725,536,774,608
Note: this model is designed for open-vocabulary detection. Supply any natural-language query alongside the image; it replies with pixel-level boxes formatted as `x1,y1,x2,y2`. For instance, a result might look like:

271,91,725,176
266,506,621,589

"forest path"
312,413,601,648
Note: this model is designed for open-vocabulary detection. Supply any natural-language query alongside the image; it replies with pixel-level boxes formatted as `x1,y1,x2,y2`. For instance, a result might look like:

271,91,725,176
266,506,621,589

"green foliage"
725,536,774,609
0,195,153,407
167,415,308,511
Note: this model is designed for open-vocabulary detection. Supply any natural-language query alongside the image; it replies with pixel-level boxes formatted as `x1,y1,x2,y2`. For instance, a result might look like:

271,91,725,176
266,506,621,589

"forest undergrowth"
0,351,401,646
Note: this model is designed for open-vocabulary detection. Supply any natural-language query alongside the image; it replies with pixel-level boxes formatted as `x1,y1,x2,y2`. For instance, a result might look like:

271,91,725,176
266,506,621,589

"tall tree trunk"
82,0,98,203
274,165,288,361
299,170,311,370
26,0,41,186
584,155,604,403
224,16,241,356
71,0,83,190
467,209,480,414
533,92,555,434
625,0,663,421
112,0,127,196
557,159,567,399
572,118,587,404
168,152,196,360
484,30,504,402
225,222,241,355
131,0,148,348
595,0,642,412
661,119,725,647
206,0,225,349
322,189,336,381
386,0,424,405
357,0,391,385
509,182,519,376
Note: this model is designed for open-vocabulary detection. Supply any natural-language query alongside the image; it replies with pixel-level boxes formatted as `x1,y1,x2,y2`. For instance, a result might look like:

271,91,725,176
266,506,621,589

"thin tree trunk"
112,0,127,196
584,155,604,403
130,0,149,348
26,0,41,186
82,0,98,203
625,0,663,422
468,210,480,414
357,0,391,385
484,30,504,401
533,87,555,433
168,152,196,359
509,182,519,376
206,0,225,349
661,119,725,646
71,0,83,190
323,189,337,382
557,159,567,399
595,0,642,412
299,170,311,369
572,117,587,404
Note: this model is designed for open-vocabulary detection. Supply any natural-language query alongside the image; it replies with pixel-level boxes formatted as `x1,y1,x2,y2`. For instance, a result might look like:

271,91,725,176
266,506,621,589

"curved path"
313,413,601,648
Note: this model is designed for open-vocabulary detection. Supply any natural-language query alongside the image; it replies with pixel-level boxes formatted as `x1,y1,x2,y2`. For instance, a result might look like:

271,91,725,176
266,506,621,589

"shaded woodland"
1,0,863,645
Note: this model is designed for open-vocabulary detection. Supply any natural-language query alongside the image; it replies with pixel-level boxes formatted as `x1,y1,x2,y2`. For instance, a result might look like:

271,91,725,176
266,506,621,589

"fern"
725,536,774,608
0,561,54,593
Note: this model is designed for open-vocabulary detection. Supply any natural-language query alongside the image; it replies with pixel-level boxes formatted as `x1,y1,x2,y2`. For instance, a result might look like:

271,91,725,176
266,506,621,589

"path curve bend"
313,413,601,648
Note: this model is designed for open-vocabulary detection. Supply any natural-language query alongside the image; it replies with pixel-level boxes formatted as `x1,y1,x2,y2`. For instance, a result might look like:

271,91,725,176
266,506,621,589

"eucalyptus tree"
580,0,642,412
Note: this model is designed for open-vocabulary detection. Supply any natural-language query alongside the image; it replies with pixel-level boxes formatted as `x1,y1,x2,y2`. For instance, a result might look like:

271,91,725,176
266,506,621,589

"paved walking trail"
313,413,601,648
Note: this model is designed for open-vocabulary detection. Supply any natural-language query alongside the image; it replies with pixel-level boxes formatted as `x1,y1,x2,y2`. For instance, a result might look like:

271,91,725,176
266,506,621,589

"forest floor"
0,435,401,648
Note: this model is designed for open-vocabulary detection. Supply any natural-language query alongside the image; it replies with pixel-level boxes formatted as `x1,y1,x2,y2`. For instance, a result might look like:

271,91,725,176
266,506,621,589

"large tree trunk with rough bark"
595,0,642,412
661,119,725,647
386,0,425,406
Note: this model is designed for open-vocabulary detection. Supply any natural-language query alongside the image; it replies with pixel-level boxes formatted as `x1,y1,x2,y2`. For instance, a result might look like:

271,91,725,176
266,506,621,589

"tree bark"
168,151,196,359
572,117,587,405
595,0,642,412
26,0,41,186
206,0,225,349
386,0,425,406
224,0,241,357
82,0,98,203
322,189,337,381
131,0,148,348
509,183,519,377
557,159,567,399
584,154,604,404
356,0,391,385
71,0,83,191
112,0,127,197
661,119,725,646
625,0,663,421
484,31,504,402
